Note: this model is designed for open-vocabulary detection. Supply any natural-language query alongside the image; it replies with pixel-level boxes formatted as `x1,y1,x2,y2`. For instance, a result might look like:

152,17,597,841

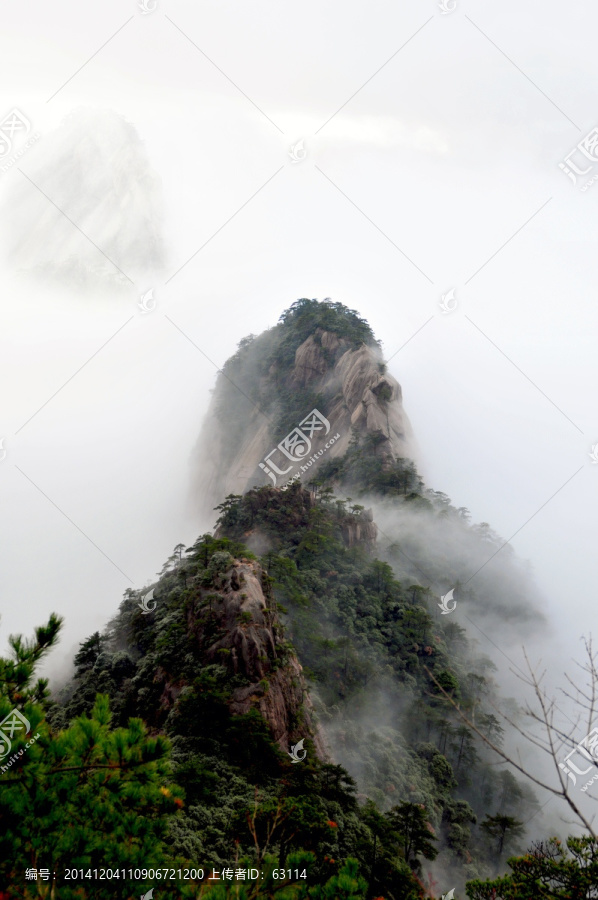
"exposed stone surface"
325,343,412,465
193,329,415,519
188,556,327,759
338,515,378,548
291,328,350,387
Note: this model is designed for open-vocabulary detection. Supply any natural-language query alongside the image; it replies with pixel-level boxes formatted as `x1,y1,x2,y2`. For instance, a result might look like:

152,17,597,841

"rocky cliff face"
185,552,327,758
193,322,416,523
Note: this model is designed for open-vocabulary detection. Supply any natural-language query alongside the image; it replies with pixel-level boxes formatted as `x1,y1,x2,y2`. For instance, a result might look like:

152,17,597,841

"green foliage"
466,836,598,899
213,482,540,884
0,620,193,899
387,802,438,873
0,302,569,897
304,857,368,900
443,799,477,858
274,298,377,369
212,299,380,470
38,535,425,898
0,611,62,707
73,631,107,677
480,814,525,859
318,433,424,499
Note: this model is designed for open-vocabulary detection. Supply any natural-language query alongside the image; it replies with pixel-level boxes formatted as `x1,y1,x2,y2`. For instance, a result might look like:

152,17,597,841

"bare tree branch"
424,651,598,837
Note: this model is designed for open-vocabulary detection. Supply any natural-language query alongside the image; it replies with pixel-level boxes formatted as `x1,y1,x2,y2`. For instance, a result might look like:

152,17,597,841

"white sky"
0,0,597,730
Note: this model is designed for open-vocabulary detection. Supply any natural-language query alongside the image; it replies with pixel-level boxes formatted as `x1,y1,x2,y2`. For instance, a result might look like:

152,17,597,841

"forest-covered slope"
1,300,594,899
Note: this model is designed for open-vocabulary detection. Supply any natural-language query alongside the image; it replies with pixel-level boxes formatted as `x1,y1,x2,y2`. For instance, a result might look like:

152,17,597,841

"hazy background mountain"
2,108,166,290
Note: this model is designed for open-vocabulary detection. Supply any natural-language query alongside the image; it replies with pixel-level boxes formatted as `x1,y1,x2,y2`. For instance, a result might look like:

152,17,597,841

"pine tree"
0,618,192,899
386,802,438,873
480,813,525,858
73,631,106,677
467,835,598,899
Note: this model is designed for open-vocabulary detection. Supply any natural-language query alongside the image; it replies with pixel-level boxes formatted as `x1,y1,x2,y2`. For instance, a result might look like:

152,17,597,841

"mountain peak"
193,300,415,519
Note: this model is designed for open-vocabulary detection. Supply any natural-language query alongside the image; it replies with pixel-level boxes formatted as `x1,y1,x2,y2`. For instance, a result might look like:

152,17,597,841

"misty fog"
1,0,598,855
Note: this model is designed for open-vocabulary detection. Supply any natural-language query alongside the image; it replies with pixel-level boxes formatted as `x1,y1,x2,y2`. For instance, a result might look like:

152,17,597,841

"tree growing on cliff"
73,631,106,677
387,802,438,873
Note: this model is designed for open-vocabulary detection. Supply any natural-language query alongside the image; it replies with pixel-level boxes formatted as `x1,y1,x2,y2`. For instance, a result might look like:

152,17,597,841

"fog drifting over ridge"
0,4,596,846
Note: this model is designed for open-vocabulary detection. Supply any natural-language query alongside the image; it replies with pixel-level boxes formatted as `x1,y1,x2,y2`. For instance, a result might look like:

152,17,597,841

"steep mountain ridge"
54,540,325,761
37,299,552,899
192,300,416,517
